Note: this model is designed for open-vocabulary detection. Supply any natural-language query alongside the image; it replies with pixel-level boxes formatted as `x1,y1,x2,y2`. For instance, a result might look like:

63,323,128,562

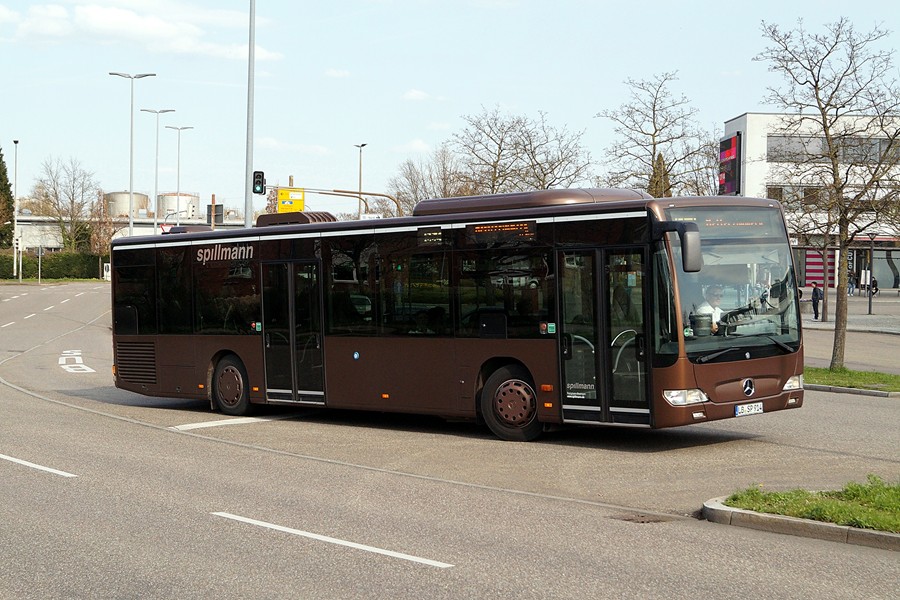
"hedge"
0,250,108,280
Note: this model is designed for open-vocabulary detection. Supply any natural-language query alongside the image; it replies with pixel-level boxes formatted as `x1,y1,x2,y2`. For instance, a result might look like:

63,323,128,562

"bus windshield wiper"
762,334,793,353
697,346,745,364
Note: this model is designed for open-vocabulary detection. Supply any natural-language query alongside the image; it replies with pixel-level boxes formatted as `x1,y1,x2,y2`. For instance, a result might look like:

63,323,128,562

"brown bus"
111,188,804,441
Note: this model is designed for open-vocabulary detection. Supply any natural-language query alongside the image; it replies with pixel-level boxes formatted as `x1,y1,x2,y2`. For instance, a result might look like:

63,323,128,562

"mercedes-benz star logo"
742,378,755,397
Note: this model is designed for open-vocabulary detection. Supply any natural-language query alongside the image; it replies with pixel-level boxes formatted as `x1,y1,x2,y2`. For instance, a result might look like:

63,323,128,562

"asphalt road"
1,282,897,599
802,328,900,375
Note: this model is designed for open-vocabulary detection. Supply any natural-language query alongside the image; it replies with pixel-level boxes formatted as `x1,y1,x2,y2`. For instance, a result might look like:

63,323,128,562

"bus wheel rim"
217,366,243,407
493,379,536,427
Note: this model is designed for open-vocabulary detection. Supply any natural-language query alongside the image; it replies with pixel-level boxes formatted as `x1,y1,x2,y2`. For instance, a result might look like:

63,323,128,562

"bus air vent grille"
116,342,158,385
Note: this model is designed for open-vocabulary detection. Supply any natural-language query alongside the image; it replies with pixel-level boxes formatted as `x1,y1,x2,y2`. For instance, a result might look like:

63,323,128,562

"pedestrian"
811,281,823,320
848,272,856,296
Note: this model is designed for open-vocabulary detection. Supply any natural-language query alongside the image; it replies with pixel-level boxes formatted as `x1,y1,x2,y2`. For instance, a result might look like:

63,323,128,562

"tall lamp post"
109,72,156,236
166,125,193,226
867,231,878,315
354,143,367,218
141,109,174,233
12,139,18,281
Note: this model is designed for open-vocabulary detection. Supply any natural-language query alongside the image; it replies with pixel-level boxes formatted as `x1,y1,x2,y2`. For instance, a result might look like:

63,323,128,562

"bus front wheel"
481,365,542,441
213,355,252,416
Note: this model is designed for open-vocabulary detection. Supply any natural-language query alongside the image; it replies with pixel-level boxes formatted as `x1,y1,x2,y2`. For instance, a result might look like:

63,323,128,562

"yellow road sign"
277,188,305,212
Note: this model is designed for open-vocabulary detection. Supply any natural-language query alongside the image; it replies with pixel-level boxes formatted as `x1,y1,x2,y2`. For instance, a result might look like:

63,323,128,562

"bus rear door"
558,248,650,425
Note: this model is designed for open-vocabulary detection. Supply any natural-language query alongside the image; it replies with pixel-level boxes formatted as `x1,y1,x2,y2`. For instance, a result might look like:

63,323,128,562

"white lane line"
169,414,300,431
212,512,453,568
75,292,85,297
43,305,54,311
24,314,35,319
1,322,13,328
0,453,78,478
61,299,70,304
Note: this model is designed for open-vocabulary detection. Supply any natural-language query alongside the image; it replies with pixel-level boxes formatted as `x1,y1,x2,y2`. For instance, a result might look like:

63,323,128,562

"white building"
722,112,899,290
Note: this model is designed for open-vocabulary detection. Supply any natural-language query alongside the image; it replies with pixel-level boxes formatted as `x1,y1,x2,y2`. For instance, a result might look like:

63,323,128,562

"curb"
804,384,900,398
702,497,900,552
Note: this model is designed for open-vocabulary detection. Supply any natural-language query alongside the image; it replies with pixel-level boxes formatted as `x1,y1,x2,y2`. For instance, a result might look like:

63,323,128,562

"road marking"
61,299,70,304
1,322,13,328
0,453,78,478
212,512,453,568
24,314,35,319
169,414,300,431
75,292,85,297
43,305,54,311
59,350,96,373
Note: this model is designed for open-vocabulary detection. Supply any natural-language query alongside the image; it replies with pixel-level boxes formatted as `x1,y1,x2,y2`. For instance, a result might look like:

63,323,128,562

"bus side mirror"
653,221,702,273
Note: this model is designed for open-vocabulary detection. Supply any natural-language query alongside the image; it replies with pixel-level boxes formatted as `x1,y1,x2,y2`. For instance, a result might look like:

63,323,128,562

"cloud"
402,89,431,101
11,1,282,60
16,4,74,37
395,139,430,153
0,5,21,25
257,136,330,156
325,68,350,78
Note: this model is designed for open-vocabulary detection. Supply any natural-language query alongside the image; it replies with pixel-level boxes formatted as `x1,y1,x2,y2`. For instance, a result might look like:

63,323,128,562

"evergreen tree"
647,153,672,197
0,146,13,248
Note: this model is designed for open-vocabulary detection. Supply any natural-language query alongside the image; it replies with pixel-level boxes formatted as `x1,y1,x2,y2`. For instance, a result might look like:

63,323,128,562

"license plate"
735,402,763,417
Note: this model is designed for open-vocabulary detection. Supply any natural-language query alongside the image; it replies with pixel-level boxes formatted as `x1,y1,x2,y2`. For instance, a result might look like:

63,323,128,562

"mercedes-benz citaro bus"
111,188,803,441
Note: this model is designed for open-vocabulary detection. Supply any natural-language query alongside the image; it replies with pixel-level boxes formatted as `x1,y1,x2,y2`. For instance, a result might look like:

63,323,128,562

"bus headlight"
782,374,804,391
663,389,709,406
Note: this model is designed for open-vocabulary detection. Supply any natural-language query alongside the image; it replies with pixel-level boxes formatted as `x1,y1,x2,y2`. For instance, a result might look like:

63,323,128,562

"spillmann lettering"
196,244,254,265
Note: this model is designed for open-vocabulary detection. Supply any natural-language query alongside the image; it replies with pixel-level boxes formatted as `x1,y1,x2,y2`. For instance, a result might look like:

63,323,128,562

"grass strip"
725,475,900,533
804,366,900,393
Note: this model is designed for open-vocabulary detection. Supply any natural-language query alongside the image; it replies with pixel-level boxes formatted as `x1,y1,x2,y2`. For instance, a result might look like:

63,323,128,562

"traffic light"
252,170,266,195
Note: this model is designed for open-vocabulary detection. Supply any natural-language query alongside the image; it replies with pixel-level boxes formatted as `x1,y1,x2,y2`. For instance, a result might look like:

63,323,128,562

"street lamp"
867,231,878,315
109,72,156,236
354,143,367,218
12,139,18,281
141,109,174,233
166,125,193,226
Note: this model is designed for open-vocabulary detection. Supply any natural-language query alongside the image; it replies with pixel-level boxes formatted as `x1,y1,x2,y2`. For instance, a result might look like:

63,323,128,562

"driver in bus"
696,285,724,334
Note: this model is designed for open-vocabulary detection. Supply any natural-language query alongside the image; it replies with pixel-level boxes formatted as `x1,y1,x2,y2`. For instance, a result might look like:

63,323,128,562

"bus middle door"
261,261,325,404
558,248,650,425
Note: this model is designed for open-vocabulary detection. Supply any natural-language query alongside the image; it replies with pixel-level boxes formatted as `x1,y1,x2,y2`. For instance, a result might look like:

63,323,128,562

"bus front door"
559,249,650,425
261,262,324,404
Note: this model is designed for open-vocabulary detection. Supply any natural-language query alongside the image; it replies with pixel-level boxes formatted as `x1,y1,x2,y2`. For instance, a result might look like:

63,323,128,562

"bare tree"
679,134,720,196
453,106,528,195
384,143,469,216
31,157,101,252
597,71,715,195
515,111,593,190
756,17,900,369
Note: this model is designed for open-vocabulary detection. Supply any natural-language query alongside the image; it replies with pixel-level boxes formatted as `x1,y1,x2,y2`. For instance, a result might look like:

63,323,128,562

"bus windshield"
667,206,801,362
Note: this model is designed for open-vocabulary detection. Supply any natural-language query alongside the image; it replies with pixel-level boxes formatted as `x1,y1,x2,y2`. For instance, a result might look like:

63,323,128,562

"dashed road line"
0,453,78,478
169,414,302,431
212,512,453,568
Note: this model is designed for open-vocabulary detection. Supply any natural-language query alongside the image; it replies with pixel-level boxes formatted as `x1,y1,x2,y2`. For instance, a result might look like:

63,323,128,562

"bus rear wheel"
481,365,542,441
213,355,252,416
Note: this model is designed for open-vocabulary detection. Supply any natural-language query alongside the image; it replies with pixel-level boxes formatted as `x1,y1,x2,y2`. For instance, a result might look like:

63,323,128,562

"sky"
0,0,895,219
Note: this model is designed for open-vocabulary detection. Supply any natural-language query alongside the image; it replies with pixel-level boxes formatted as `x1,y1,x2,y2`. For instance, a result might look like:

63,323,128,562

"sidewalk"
800,288,900,335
